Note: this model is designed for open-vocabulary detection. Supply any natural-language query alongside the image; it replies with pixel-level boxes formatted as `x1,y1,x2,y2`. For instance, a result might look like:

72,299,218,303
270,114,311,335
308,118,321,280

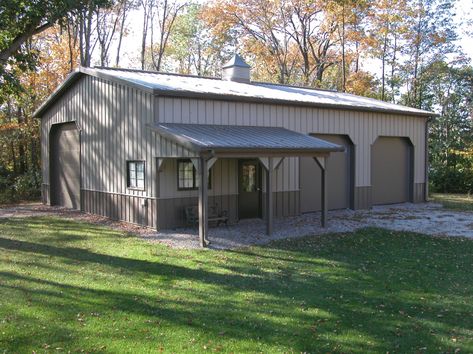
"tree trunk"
390,32,397,102
140,0,152,70
10,143,17,175
115,3,128,66
0,22,53,65
412,6,423,108
85,5,93,67
66,20,76,72
381,32,388,101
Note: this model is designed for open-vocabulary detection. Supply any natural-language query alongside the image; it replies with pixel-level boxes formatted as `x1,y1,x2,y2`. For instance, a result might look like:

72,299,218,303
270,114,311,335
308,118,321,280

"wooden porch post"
321,158,327,227
266,157,274,236
198,157,209,247
315,157,328,228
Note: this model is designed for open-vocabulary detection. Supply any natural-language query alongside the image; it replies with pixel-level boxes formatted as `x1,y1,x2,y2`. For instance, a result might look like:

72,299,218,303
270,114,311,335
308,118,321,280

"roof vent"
222,54,251,83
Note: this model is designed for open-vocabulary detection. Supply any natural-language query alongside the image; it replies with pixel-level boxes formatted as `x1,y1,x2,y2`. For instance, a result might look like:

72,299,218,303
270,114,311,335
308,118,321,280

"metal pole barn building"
34,55,436,246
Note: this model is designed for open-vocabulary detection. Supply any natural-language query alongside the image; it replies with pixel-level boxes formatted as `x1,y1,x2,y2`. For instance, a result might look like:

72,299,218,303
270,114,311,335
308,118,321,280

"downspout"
424,116,433,202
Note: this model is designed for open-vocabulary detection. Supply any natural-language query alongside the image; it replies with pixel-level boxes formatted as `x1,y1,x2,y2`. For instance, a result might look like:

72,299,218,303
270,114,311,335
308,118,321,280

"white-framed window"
127,161,145,189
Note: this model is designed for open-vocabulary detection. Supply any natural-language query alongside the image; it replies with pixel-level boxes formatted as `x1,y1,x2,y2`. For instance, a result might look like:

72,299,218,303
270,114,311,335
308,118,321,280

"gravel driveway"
1,202,472,249
150,202,473,249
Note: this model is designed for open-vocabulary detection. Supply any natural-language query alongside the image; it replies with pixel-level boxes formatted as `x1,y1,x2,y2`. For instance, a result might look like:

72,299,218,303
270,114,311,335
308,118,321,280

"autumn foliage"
0,0,472,201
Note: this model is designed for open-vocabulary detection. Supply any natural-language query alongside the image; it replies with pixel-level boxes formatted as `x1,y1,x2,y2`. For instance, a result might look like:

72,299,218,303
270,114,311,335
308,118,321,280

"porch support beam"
259,157,284,171
314,157,328,228
274,157,285,170
207,157,218,170
198,157,209,247
156,158,166,172
266,157,274,236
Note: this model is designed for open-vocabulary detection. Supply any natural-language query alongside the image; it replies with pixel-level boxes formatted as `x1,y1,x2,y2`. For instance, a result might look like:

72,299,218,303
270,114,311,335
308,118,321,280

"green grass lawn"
431,193,473,212
1,218,472,353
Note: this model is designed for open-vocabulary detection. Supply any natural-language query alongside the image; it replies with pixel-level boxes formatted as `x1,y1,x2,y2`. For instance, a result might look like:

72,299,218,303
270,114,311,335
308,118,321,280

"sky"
454,0,473,60
113,0,473,74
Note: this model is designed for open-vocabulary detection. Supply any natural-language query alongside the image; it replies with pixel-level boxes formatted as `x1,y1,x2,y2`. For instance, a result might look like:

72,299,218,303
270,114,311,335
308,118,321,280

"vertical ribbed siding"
40,76,157,227
156,96,427,195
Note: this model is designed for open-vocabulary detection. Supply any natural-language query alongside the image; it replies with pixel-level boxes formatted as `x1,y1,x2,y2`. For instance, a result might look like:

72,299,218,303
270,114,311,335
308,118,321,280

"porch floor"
146,202,473,249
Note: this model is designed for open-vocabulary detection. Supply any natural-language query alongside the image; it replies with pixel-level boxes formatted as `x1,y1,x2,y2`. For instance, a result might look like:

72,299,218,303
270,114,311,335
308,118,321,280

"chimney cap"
222,54,250,69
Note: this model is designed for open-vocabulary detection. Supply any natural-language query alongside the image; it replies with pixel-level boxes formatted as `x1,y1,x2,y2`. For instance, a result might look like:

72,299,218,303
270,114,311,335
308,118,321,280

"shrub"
14,170,41,200
0,165,15,204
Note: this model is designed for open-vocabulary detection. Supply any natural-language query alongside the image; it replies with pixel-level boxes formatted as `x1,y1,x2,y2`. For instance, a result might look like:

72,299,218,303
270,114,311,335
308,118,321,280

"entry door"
238,160,262,219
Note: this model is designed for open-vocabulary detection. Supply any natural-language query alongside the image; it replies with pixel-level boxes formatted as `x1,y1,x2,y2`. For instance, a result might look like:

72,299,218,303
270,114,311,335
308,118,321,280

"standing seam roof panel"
151,123,345,152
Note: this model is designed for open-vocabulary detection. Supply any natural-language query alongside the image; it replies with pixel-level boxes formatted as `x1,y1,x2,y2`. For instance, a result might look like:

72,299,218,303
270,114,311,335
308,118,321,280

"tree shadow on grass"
0,221,472,352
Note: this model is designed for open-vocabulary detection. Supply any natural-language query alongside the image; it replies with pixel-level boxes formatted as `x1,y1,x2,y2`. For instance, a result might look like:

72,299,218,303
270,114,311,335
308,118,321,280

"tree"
167,4,234,76
421,61,473,193
205,0,299,84
140,0,154,69
0,25,79,200
77,2,98,67
0,0,109,94
366,0,408,101
326,0,371,92
115,0,134,66
96,2,123,66
284,0,339,86
149,0,187,71
402,0,458,108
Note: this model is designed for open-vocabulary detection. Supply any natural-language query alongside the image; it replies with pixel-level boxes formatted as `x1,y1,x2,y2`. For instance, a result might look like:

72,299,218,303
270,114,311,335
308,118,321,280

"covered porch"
150,123,344,247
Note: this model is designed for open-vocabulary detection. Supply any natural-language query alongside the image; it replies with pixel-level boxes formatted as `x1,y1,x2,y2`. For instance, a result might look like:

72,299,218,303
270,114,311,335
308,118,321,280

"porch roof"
149,123,345,156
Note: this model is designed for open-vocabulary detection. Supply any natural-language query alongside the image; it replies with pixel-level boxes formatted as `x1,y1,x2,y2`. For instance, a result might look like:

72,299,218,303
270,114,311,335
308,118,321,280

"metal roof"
222,54,251,68
149,123,345,155
34,66,438,118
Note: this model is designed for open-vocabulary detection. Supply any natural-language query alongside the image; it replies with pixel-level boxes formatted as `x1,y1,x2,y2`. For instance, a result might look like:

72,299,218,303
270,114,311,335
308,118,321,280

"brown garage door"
371,137,411,205
300,135,353,212
50,123,80,209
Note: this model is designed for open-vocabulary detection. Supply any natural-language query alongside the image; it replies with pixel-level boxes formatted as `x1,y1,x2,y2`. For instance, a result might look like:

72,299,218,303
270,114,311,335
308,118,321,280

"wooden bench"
185,205,228,227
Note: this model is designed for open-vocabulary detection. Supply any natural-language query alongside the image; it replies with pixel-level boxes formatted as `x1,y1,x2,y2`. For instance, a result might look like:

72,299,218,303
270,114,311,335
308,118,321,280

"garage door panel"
51,123,80,209
371,137,410,205
300,157,320,212
301,135,352,212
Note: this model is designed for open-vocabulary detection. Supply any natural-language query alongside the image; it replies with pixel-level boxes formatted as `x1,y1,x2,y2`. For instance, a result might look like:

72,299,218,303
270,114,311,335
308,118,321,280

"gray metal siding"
41,76,156,226
155,96,427,200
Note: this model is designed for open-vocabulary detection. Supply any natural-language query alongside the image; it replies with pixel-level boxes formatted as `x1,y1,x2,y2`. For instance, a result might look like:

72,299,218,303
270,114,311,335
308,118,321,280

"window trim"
177,159,212,191
127,160,146,191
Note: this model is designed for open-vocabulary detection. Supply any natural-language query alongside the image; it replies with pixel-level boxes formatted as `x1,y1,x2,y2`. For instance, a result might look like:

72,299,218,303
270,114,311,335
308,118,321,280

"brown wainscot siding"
354,186,372,210
81,189,157,228
413,183,426,203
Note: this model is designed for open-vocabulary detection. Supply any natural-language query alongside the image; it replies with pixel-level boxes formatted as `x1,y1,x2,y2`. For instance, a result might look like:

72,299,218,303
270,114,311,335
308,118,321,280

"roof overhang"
148,123,345,158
